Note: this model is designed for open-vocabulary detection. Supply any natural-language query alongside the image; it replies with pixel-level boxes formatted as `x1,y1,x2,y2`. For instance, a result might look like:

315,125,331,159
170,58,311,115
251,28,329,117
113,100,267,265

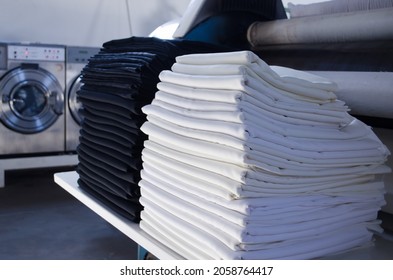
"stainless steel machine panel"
0,43,66,157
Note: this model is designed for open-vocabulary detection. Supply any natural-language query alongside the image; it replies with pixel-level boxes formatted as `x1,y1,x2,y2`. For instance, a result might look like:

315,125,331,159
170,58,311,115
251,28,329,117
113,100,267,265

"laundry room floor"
1,165,393,260
0,166,138,260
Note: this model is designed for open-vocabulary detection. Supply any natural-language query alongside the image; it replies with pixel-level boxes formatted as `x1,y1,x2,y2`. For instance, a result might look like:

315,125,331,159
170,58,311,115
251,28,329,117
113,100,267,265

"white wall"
0,0,190,47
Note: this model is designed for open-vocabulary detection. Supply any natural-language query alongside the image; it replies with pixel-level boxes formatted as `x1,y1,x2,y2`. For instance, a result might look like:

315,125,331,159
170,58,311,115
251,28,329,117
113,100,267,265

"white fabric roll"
309,71,393,119
247,8,393,46
288,0,393,18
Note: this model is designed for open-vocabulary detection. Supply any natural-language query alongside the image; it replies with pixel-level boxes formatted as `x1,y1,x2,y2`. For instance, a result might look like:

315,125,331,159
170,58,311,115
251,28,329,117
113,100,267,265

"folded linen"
141,144,389,201
140,174,380,241
142,103,377,141
77,144,130,172
79,179,141,222
159,70,336,105
145,114,385,161
174,50,338,92
143,137,387,179
143,169,381,229
171,62,339,104
141,161,383,216
154,90,348,126
139,193,374,259
142,121,388,170
140,212,210,260
157,81,348,114
80,105,144,129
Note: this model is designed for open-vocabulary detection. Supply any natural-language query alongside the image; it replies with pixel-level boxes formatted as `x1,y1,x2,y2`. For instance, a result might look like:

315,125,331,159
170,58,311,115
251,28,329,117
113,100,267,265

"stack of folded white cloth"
138,50,391,259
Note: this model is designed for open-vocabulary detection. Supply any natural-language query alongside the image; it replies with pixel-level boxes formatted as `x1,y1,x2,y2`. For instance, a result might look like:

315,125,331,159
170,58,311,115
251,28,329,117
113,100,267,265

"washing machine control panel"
8,45,65,62
67,46,100,64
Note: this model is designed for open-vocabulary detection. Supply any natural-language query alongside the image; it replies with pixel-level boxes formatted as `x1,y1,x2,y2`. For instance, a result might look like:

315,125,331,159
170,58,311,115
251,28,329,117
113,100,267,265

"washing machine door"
68,75,83,125
0,64,64,134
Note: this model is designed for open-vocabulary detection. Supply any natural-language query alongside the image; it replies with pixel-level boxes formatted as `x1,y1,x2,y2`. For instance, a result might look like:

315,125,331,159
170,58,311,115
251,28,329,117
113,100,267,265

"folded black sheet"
79,137,142,171
78,106,143,129
77,144,131,173
78,178,142,222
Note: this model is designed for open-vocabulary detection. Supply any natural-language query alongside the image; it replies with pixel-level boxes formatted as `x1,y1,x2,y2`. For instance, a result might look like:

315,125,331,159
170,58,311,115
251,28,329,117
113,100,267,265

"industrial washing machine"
0,42,66,157
65,46,100,152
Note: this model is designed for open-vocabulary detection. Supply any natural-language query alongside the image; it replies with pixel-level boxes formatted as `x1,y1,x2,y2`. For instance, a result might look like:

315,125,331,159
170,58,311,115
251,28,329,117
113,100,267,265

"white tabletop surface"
54,171,183,260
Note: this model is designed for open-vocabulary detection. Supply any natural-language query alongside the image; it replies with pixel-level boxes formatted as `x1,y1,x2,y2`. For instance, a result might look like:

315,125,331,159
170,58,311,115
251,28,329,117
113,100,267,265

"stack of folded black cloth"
76,36,233,222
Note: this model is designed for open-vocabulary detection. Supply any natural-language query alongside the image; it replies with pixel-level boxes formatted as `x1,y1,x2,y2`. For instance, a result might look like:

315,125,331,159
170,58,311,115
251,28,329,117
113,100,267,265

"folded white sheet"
140,173,380,240
145,114,386,161
153,91,348,127
139,197,374,259
160,70,337,105
174,50,338,99
140,198,234,259
156,90,350,129
143,138,388,179
173,63,339,103
141,160,385,220
157,81,347,113
140,188,242,248
142,121,388,170
142,143,389,201
142,103,382,142
140,212,211,260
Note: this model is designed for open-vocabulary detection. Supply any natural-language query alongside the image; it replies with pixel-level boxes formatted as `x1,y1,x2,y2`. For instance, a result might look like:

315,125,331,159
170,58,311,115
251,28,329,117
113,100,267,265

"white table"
54,171,183,260
54,171,393,260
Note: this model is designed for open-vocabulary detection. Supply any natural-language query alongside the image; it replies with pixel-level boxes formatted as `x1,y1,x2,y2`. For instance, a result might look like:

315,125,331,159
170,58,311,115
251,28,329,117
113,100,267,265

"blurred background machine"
65,46,100,152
